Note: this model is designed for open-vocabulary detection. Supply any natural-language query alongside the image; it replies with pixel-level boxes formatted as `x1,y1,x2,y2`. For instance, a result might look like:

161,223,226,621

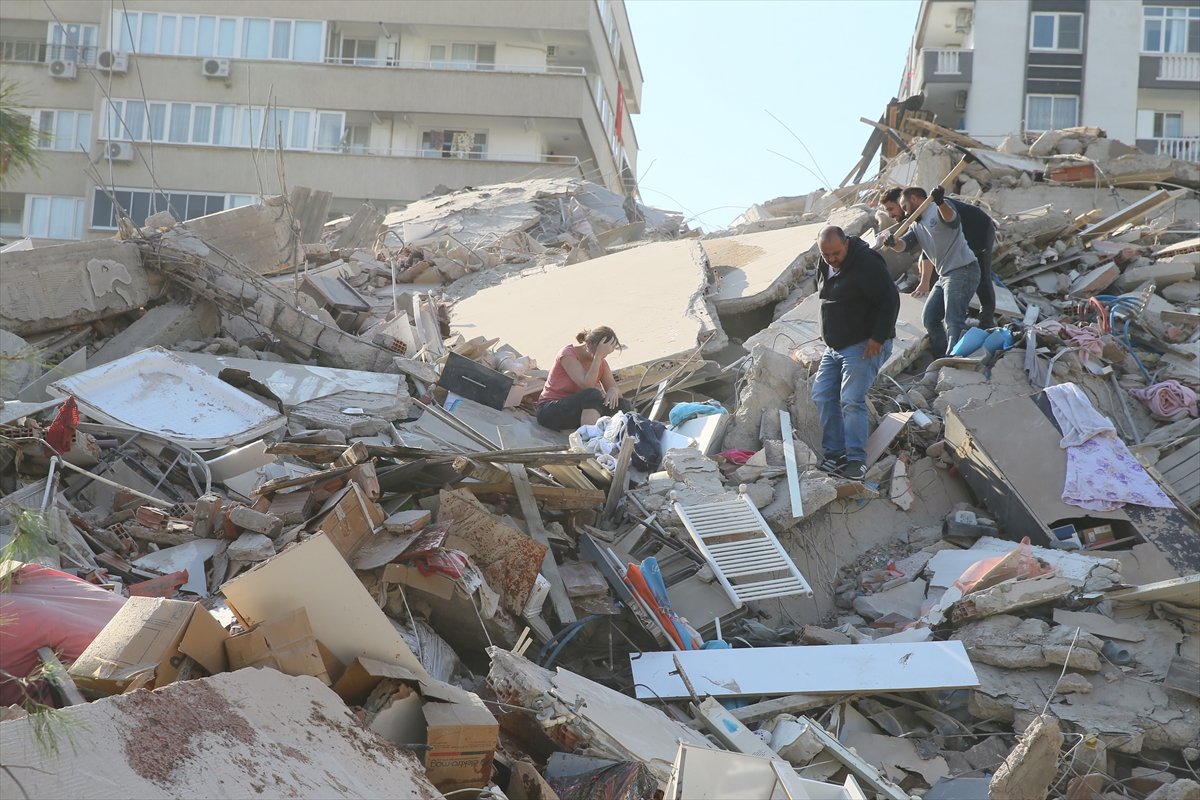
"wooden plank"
1080,190,1182,239
603,436,636,525
37,647,88,707
507,464,577,624
1158,440,1200,475
1161,310,1200,327
458,482,606,510
899,116,988,149
779,410,803,519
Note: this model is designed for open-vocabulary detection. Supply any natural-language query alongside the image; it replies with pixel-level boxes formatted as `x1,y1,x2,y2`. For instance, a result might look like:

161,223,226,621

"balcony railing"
1156,137,1200,162
1158,54,1200,81
0,39,98,66
334,147,580,166
936,50,961,75
320,57,586,76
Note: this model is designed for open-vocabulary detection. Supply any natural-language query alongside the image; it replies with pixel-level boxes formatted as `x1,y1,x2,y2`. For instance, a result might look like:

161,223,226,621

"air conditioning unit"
48,59,77,80
202,57,230,78
105,141,134,162
955,90,969,111
546,45,558,62
96,50,128,73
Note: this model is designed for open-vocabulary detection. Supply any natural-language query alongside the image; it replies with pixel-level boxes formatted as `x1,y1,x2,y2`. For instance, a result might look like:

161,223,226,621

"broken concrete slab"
1052,609,1145,642
989,714,1064,800
487,647,718,789
92,301,220,366
853,579,927,622
0,329,36,400
0,239,162,336
950,575,1074,621
704,223,822,314
182,200,302,275
0,669,440,799
1115,260,1196,293
954,615,1104,671
843,730,950,786
746,292,927,378
450,239,726,380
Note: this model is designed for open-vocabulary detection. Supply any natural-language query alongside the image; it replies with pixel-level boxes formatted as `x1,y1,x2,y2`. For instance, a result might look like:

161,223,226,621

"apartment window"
345,125,370,154
1030,13,1083,51
339,38,377,66
429,43,495,70
1138,110,1184,139
113,12,322,62
91,188,229,229
24,196,85,239
0,194,23,239
1143,7,1200,54
316,112,345,151
48,22,98,63
1026,94,1079,132
102,100,336,151
103,100,167,142
421,130,487,159
34,110,92,152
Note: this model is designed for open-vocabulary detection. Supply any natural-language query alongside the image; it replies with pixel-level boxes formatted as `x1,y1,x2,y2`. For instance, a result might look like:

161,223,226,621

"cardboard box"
317,483,386,560
68,597,230,695
1081,524,1115,545
423,693,500,793
332,656,468,707
381,562,457,600
225,607,331,685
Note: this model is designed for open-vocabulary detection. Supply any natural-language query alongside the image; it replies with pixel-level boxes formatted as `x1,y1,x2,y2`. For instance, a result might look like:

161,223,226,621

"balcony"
914,48,974,90
1155,137,1200,163
320,57,586,77
1158,54,1200,82
0,39,98,66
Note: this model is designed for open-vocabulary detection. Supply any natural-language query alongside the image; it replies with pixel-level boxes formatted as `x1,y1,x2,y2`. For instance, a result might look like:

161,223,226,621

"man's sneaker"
839,461,868,481
818,454,846,473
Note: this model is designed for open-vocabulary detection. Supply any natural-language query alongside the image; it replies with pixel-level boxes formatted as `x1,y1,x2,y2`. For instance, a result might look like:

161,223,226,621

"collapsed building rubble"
1,115,1199,800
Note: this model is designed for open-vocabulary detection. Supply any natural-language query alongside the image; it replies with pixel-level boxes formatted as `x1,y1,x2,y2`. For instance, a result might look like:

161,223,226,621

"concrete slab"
704,223,823,314
183,201,301,275
450,239,726,378
0,669,439,799
0,239,161,336
745,292,928,378
92,301,220,365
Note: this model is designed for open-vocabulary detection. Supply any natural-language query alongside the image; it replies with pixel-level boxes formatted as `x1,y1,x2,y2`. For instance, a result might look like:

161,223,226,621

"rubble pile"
1,120,1198,800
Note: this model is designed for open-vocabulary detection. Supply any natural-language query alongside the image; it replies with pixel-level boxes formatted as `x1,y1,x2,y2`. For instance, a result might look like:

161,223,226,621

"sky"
624,0,921,231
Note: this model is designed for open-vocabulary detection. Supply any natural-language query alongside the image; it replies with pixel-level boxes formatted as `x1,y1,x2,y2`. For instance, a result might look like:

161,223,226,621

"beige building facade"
0,0,642,242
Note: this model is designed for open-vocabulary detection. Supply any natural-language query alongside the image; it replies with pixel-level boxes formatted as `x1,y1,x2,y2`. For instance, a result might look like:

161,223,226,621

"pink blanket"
1129,380,1198,419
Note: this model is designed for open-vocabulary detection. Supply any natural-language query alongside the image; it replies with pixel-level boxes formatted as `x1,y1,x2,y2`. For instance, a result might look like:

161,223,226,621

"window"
48,22,98,63
345,124,370,154
1026,94,1079,132
421,130,487,159
1138,109,1185,139
34,110,91,152
1143,6,1200,54
100,99,343,152
91,187,232,229
429,43,494,70
24,195,85,239
1030,13,1083,51
340,38,377,66
112,12,323,61
316,112,345,151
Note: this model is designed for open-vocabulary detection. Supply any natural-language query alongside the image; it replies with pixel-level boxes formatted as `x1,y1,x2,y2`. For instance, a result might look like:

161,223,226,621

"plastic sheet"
953,537,1056,596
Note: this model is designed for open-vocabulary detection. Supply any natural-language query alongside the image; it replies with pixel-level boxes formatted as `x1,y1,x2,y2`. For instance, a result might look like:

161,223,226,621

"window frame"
420,128,488,160
428,42,495,70
90,187,243,230
23,194,86,240
1141,6,1200,54
1025,93,1080,133
111,11,324,62
1029,12,1084,52
32,109,92,152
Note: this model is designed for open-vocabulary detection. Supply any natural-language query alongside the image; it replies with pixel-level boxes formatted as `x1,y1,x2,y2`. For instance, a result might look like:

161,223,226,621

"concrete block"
0,329,35,400
92,300,220,365
1145,780,1200,800
0,240,160,336
989,715,1063,800
853,578,927,622
1162,280,1200,304
1069,262,1119,297
1028,130,1064,157
1084,138,1138,161
227,531,276,561
228,505,284,539
1115,261,1195,292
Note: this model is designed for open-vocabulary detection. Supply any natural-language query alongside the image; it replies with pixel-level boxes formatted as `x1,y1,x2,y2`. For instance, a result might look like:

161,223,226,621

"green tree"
0,77,43,183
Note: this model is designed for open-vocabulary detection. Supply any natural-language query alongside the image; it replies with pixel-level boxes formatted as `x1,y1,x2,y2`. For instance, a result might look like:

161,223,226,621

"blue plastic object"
949,327,989,357
982,328,1013,355
642,557,696,649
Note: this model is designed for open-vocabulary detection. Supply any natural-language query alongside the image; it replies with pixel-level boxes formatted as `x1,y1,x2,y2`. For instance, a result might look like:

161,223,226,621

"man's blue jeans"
811,339,893,464
924,261,981,359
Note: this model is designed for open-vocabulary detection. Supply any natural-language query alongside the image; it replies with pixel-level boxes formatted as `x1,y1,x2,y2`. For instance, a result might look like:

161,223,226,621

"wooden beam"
729,693,843,725
603,436,636,526
457,482,607,510
37,647,86,707
507,464,577,624
899,116,987,150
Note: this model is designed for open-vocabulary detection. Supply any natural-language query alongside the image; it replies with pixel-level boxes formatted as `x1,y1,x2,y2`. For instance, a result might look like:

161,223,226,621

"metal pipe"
53,459,175,507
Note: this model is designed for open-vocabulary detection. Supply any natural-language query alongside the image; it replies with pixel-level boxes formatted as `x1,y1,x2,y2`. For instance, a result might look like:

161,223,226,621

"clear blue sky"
625,0,921,230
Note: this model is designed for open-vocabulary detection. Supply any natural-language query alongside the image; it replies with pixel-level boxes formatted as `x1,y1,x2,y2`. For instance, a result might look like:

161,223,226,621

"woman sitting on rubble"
536,326,631,431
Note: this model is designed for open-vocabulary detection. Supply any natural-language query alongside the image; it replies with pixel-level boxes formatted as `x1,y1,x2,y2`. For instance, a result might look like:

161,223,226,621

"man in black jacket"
811,226,901,480
881,187,997,329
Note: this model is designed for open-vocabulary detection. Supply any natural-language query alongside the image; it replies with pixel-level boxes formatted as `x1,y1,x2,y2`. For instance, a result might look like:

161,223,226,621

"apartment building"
898,0,1199,159
0,0,642,242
